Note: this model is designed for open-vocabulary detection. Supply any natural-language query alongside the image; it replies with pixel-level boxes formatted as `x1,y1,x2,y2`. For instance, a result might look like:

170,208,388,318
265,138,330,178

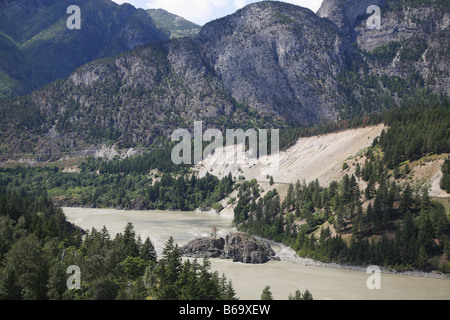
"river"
63,207,450,300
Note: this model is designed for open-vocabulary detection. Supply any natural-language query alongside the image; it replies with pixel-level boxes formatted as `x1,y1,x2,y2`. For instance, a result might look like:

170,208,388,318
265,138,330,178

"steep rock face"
166,38,236,119
1,2,357,158
197,1,354,126
318,0,449,104
1,38,251,160
181,232,280,264
1,1,448,160
317,0,387,36
354,2,450,96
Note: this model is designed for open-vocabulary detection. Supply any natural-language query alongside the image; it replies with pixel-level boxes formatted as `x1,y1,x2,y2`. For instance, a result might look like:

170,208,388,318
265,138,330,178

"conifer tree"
401,183,414,213
440,158,450,193
157,237,182,299
260,285,273,300
140,237,157,263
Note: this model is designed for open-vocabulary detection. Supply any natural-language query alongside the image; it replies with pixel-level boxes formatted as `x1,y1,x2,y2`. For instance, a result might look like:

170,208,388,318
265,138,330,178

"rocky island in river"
181,232,280,264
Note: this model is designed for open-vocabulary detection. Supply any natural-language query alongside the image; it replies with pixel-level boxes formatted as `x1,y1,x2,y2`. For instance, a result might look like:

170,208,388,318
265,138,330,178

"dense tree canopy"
0,187,237,300
233,102,450,272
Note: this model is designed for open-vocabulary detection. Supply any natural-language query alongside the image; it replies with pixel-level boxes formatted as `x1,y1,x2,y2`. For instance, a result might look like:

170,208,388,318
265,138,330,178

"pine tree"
301,289,313,300
418,214,435,254
271,193,281,216
179,259,199,300
440,158,450,192
260,285,273,300
288,289,302,300
417,245,429,270
401,183,414,214
157,236,182,299
140,237,157,263
283,184,294,211
366,204,374,233
355,162,361,178
122,222,139,258
335,203,345,233
420,186,431,210
365,177,375,200
225,279,238,300
218,273,238,300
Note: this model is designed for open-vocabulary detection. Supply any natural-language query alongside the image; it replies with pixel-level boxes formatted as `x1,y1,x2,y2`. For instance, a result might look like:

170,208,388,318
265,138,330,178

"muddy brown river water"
64,207,450,300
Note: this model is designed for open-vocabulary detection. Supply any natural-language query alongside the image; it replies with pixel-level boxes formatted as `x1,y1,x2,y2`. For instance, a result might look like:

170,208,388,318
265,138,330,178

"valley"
0,0,449,303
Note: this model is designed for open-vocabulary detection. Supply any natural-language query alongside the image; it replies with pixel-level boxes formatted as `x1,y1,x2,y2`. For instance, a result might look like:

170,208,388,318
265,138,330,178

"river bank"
63,207,450,300
64,206,449,280
260,237,449,280
191,191,450,279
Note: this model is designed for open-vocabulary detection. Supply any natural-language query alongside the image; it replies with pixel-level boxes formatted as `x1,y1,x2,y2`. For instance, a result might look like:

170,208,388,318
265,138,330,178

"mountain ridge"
196,1,352,126
0,0,448,162
147,8,201,39
0,0,201,99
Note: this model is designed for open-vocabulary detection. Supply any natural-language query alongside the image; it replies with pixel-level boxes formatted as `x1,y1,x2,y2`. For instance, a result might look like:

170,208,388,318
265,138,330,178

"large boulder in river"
181,232,280,264
180,237,225,259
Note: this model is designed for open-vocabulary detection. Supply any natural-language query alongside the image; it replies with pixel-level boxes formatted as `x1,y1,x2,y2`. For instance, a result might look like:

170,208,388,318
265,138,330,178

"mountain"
0,30,32,99
196,2,355,126
147,8,201,39
0,0,168,99
0,38,256,161
0,0,448,161
353,0,450,96
318,0,449,99
1,1,354,160
317,0,387,36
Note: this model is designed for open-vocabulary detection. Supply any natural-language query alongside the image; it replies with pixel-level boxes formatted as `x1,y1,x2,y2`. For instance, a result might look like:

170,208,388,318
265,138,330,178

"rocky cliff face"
317,0,387,36
181,232,280,264
1,1,356,159
2,39,246,160
0,1,448,160
197,1,353,126
354,1,450,96
318,0,449,96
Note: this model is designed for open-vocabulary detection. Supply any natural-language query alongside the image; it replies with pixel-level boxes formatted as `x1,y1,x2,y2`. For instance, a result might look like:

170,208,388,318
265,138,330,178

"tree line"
234,174,449,272
233,102,450,272
0,186,237,300
0,165,234,212
0,182,316,300
378,102,450,169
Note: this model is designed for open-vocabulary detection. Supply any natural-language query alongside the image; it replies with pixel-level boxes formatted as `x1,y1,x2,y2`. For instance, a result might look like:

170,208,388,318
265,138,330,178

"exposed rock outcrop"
1,1,448,160
197,1,352,126
181,232,280,264
317,0,387,36
318,0,450,96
